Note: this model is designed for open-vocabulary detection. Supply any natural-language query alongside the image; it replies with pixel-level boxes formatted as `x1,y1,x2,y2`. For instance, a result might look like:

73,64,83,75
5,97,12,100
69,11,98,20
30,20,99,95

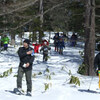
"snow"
0,43,100,100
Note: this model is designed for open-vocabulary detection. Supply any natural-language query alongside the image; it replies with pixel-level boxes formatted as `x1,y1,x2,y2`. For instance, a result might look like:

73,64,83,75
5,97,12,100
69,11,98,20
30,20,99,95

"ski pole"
88,76,94,91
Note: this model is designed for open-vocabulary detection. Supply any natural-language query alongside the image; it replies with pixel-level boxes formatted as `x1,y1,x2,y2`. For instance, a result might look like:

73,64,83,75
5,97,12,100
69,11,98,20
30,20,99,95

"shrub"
77,63,86,75
69,75,80,86
0,68,12,78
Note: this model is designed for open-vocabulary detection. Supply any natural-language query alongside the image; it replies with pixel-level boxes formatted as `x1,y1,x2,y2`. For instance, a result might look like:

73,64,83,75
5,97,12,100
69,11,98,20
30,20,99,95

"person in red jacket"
41,39,49,46
32,42,41,53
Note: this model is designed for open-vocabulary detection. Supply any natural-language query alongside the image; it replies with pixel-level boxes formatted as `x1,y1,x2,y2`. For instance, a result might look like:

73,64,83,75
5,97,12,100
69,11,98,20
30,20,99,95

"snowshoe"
13,88,23,95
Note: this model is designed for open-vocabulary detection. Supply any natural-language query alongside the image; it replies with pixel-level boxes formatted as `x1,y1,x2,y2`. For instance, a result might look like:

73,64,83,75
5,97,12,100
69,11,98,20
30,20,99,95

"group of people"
0,33,99,97
0,33,77,97
16,34,66,96
16,38,100,96
53,33,65,55
15,39,51,96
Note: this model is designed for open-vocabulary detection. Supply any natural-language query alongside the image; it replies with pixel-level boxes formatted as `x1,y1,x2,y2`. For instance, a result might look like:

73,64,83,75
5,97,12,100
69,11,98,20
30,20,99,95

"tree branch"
0,1,66,31
0,0,39,16
43,2,64,15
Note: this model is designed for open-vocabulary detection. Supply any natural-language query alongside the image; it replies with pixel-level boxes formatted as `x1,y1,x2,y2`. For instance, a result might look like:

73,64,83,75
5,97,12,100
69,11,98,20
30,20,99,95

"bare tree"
84,0,95,75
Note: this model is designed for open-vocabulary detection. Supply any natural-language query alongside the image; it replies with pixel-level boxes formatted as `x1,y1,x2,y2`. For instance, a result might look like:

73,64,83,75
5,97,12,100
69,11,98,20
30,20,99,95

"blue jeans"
4,44,8,50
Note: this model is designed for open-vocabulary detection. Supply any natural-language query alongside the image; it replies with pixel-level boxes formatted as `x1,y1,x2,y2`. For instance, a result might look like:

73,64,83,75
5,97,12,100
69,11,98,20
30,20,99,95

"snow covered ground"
0,43,100,100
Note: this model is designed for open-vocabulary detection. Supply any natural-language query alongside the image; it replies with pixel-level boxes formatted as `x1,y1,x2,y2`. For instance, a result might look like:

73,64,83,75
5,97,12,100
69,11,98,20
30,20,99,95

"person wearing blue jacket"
58,38,65,55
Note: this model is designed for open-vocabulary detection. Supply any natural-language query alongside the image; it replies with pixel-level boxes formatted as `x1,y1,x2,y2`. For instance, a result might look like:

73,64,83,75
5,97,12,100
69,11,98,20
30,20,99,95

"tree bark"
39,0,44,43
11,33,15,46
84,0,95,76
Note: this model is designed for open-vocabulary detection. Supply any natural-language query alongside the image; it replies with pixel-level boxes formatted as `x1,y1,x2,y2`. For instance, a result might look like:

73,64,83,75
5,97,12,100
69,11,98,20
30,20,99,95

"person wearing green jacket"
1,35,9,50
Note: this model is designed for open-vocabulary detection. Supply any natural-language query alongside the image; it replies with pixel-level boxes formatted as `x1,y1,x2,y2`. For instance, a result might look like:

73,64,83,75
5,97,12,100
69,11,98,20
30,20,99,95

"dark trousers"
59,47,63,55
4,44,8,50
43,54,48,61
17,67,32,92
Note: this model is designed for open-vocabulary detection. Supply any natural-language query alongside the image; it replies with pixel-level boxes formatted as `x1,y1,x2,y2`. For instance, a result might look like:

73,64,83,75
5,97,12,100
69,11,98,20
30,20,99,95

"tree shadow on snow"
78,89,100,94
0,52,18,57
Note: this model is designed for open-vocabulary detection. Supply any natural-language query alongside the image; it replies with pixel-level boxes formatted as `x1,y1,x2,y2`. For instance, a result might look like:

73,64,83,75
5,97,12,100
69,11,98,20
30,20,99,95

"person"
32,42,41,53
40,42,51,62
70,33,77,46
1,35,9,50
53,34,59,52
15,39,34,96
58,38,65,55
94,44,100,75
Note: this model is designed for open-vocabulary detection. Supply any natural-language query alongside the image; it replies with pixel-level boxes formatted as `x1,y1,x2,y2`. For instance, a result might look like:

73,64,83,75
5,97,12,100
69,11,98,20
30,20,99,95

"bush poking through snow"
45,68,52,80
13,74,18,77
32,73,37,78
77,63,86,75
43,68,53,92
69,76,80,86
45,68,50,73
0,68,12,78
46,74,52,80
44,83,52,91
51,72,55,75
67,70,80,86
38,72,42,75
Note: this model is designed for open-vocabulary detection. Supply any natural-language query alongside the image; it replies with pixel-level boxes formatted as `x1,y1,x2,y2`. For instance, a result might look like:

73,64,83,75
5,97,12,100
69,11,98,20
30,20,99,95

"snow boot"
26,91,32,96
13,88,22,95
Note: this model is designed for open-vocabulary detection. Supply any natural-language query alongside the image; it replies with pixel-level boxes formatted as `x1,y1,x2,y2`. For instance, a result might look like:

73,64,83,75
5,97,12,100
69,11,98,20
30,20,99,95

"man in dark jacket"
40,42,51,62
16,39,34,96
94,44,100,75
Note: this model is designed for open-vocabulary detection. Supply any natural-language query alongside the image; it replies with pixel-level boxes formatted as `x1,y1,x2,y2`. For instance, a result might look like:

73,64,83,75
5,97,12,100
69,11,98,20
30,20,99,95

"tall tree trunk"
19,32,23,45
84,0,95,76
32,31,37,42
11,33,15,46
48,31,51,43
39,0,44,43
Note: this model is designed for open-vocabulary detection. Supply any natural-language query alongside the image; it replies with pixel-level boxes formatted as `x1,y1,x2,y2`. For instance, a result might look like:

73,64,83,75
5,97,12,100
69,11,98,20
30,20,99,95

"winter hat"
23,39,30,44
